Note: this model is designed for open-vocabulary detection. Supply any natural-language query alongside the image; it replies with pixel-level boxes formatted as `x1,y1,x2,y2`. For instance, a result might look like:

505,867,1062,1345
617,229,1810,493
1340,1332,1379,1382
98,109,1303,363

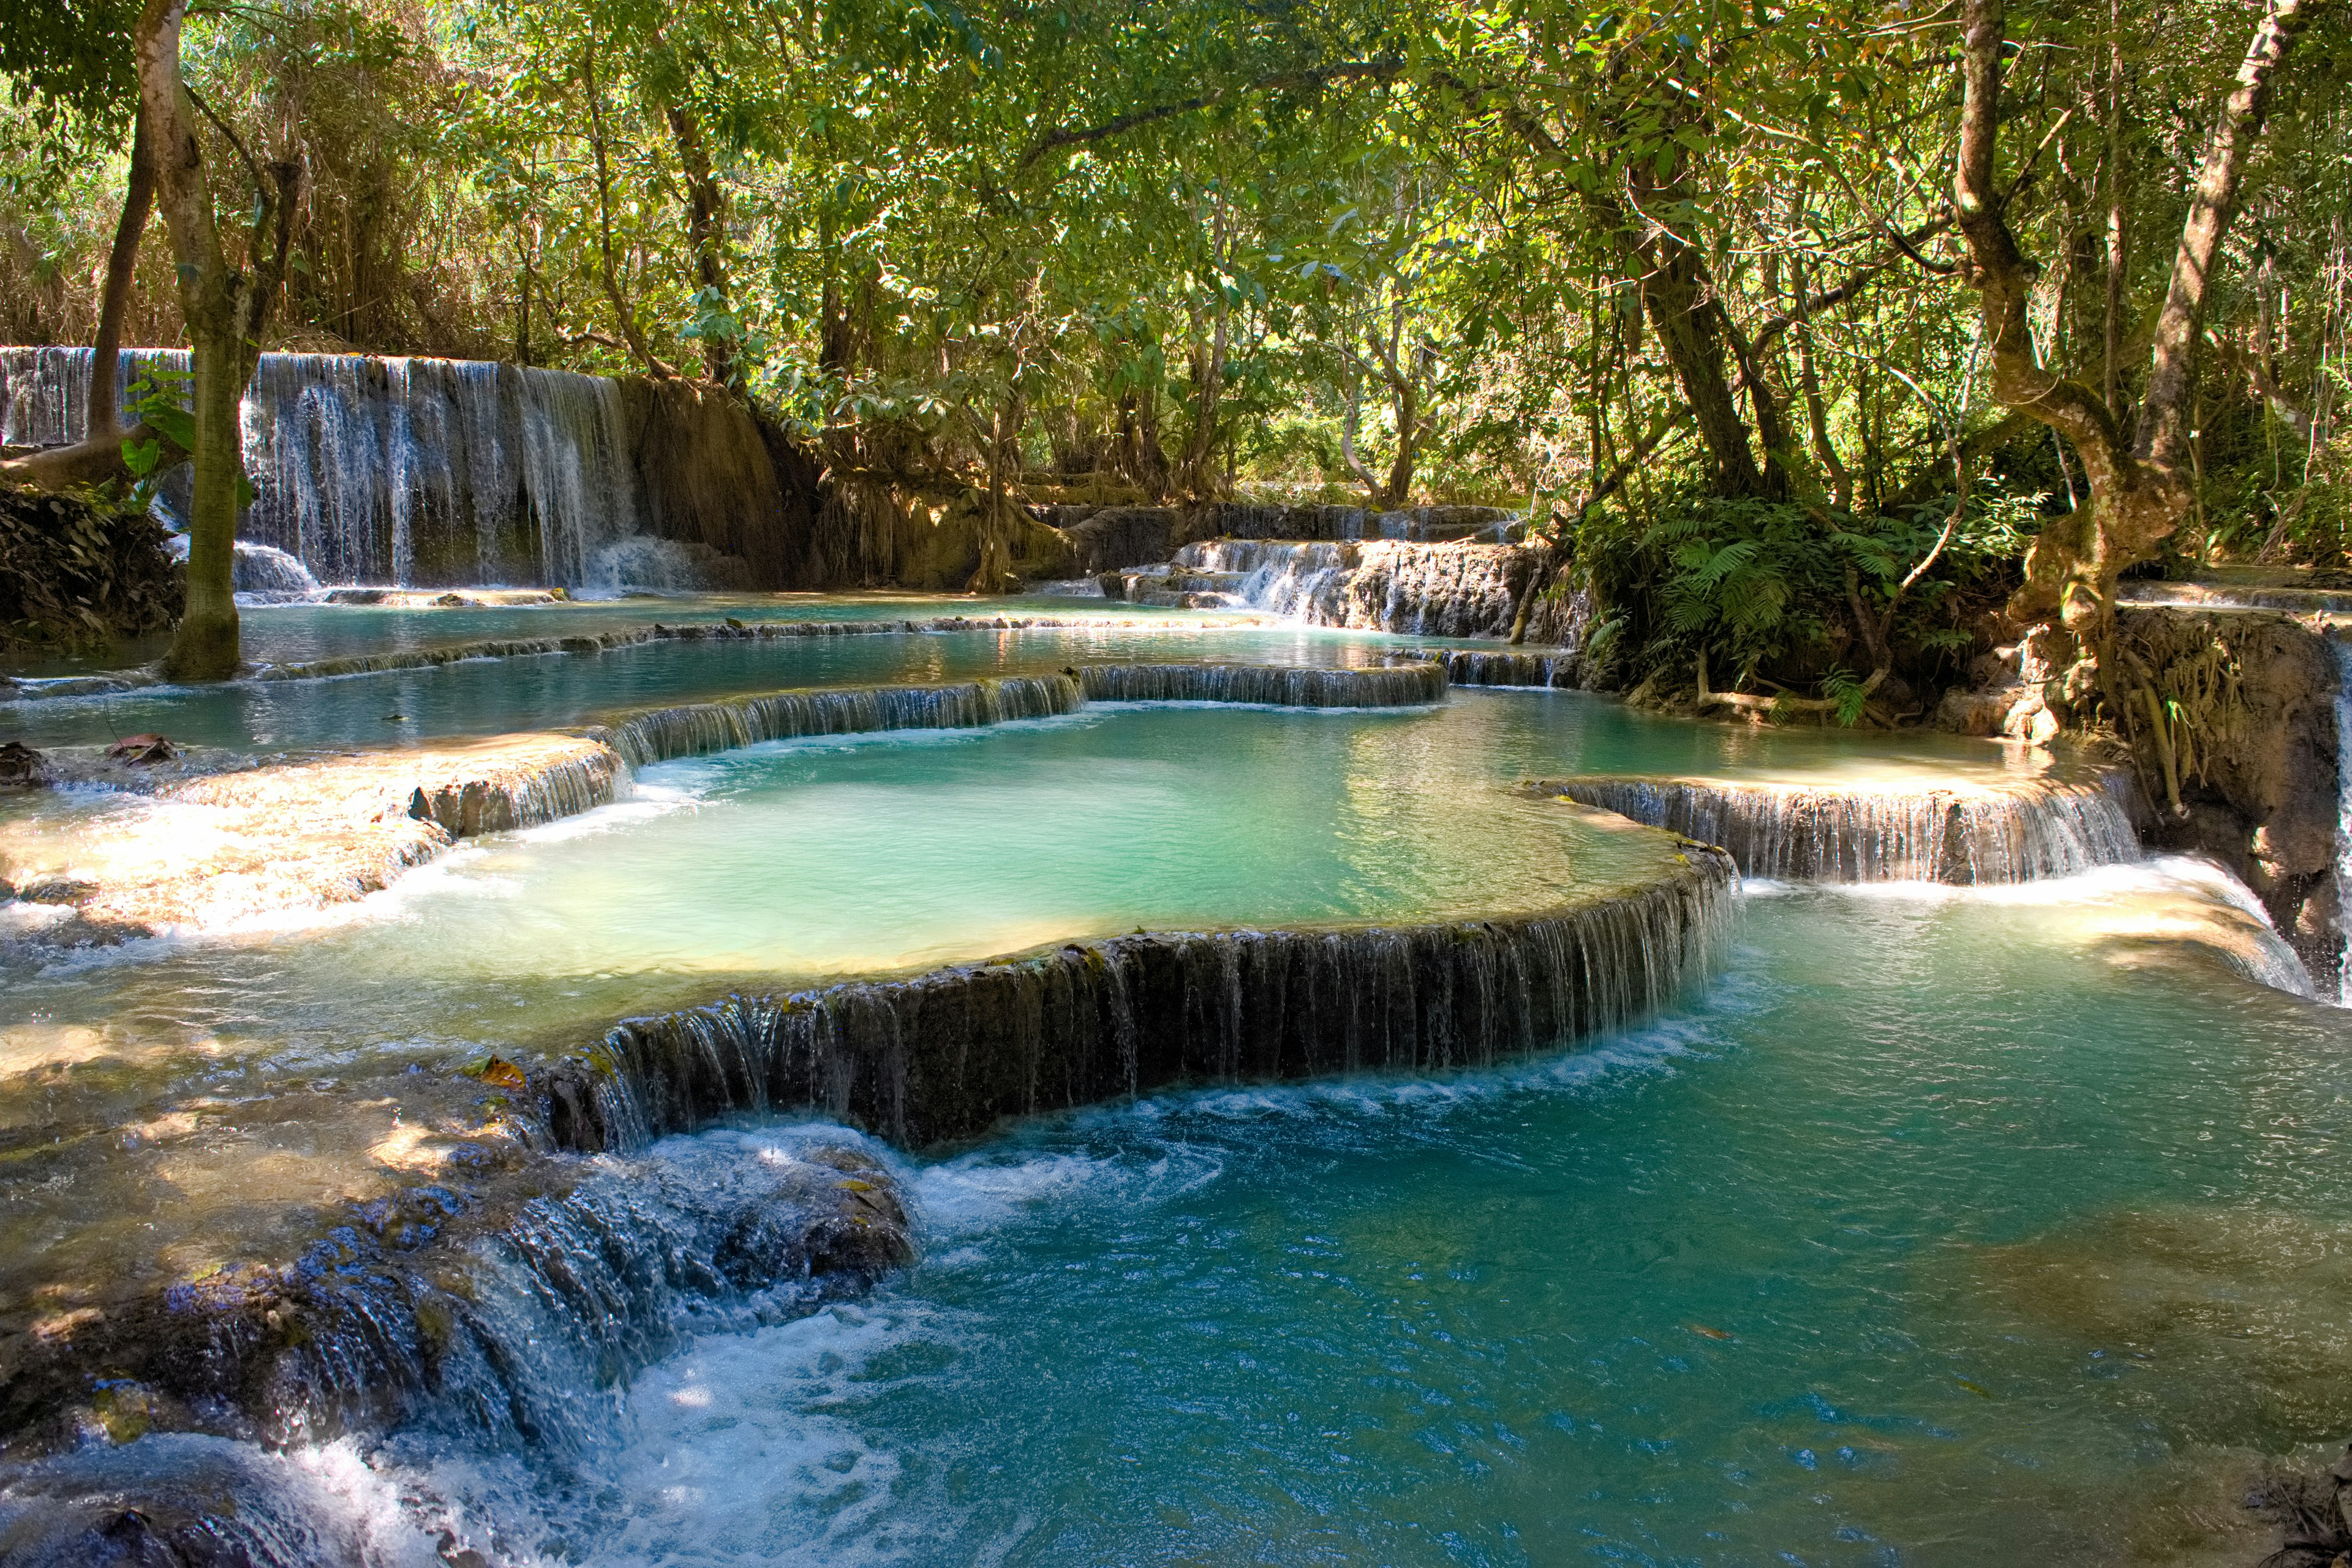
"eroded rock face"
0,1134,915,1459
2125,610,2341,982
1934,608,2345,985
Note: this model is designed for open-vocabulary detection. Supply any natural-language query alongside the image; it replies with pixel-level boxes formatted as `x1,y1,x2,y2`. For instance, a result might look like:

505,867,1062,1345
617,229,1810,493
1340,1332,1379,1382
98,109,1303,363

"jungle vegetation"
1,0,2347,699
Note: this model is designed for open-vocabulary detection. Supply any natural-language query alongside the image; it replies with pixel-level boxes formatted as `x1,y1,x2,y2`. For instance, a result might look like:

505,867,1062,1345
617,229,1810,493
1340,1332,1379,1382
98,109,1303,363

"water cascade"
595,664,1447,768
599,675,1084,766
0,1134,913,1461
2,346,643,588
548,848,1736,1151
1075,660,1446,707
1538,774,2141,884
1137,538,1592,647
1391,647,1578,688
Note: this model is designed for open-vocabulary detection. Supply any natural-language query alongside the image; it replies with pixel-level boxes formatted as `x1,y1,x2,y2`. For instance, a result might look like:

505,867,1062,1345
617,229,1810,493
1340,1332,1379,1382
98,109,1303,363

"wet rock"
102,736,178,766
0,743,41,786
714,1147,914,1293
2249,1444,2352,1567
0,1432,430,1567
14,878,95,905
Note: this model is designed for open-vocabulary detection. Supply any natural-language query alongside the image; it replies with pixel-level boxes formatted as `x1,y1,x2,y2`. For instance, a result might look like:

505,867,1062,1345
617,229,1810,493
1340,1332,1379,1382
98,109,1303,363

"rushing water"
369,867,2352,1567
0,597,2343,1566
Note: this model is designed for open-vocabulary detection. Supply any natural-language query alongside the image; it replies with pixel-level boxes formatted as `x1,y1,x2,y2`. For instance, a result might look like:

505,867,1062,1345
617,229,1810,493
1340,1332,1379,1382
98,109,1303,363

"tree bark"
665,100,737,388
1949,0,2313,638
2133,0,2319,468
137,0,300,681
88,107,156,437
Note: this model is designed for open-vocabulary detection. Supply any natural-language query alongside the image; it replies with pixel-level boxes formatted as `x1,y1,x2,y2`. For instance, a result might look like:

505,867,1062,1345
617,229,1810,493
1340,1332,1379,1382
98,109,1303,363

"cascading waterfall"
543,850,1737,1152
1153,539,1536,639
599,675,1087,766
595,664,1448,768
404,748,627,837
1540,774,2141,884
0,1136,913,1464
1392,647,1577,689
1076,661,1446,707
1,345,644,588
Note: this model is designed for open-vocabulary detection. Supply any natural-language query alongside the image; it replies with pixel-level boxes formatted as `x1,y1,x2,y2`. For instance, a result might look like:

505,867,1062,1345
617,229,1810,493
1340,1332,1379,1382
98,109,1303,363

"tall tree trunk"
0,115,178,489
88,108,156,437
1951,0,2316,639
137,0,300,680
582,38,674,379
665,101,737,388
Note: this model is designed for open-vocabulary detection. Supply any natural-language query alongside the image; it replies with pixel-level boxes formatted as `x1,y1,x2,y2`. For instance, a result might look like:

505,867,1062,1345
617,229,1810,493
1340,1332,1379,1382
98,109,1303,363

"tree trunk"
582,38,674,380
88,108,156,437
137,0,300,681
0,115,173,489
665,100,737,388
1634,235,1781,499
2132,0,2319,469
1950,0,2315,639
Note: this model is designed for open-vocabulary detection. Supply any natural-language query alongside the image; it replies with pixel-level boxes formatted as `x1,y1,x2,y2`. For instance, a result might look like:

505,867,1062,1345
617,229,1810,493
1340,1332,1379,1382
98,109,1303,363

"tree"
135,0,301,679
1950,0,2328,646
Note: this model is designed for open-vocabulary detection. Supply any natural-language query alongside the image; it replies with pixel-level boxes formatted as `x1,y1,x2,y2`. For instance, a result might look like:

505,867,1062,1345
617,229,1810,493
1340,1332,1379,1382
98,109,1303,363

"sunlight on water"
386,879,2352,1566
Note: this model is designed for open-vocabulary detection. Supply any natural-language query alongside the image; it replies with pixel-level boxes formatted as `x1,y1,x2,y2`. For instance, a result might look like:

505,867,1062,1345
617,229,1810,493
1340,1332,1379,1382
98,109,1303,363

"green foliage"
1580,483,2030,698
0,0,2342,541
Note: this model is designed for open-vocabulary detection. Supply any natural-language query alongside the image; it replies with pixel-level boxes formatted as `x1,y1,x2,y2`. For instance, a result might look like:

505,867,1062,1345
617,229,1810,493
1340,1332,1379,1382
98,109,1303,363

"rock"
0,1432,428,1567
714,1146,914,1294
103,734,178,766
0,742,41,785
1061,507,1176,573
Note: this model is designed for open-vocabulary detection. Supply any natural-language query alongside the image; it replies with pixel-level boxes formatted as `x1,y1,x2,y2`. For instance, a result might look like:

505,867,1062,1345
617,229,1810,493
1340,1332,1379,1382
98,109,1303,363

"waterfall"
1,1136,913,1460
404,747,628,837
1077,662,1445,707
164,533,324,599
1393,648,1576,689
540,853,1737,1152
597,663,1449,768
1154,539,1538,639
2,346,647,588
600,675,1087,766
1539,775,2141,884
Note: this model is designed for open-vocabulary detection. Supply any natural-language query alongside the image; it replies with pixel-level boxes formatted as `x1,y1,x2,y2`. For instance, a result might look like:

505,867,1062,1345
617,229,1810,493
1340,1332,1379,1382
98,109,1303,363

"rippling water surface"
1,598,2343,1566
385,872,2351,1566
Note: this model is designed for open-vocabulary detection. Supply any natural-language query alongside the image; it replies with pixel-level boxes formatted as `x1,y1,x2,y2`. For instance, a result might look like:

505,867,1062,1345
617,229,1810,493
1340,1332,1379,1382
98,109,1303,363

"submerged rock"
102,735,179,766
713,1146,914,1294
0,743,40,785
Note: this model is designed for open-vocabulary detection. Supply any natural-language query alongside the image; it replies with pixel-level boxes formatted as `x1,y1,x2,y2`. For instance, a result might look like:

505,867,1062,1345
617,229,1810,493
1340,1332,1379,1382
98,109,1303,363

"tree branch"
1019,61,1405,170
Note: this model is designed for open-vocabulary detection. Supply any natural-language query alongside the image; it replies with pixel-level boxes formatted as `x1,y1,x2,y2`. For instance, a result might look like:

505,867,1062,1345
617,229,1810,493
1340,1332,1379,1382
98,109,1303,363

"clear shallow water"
0,608,2339,1565
2,610,1292,752
0,592,1221,680
396,871,2352,1567
1,696,1689,1072
0,692,2065,1072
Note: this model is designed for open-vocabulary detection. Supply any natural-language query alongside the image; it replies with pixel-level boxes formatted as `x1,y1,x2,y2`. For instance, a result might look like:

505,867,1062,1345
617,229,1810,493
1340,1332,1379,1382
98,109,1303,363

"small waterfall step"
545,829,1738,1152
1531,772,2141,884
